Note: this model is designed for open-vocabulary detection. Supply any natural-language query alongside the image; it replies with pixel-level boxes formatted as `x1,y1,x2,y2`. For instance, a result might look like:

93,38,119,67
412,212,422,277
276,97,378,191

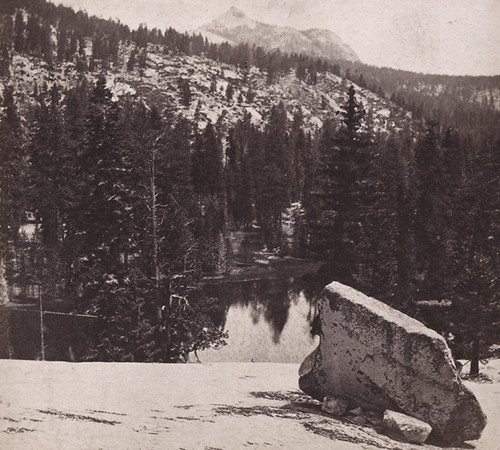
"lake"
0,276,319,363
200,277,319,363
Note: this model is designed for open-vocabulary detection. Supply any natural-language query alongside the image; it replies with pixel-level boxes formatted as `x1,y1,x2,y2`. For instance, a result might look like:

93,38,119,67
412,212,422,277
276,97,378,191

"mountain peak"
205,6,257,32
227,6,246,18
200,9,360,63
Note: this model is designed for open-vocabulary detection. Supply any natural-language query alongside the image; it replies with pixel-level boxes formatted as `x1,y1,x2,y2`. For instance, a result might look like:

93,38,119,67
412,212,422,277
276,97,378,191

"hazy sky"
55,0,500,76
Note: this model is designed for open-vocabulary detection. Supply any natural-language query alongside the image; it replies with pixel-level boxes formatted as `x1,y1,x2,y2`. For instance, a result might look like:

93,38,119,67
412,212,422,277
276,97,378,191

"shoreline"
202,257,323,283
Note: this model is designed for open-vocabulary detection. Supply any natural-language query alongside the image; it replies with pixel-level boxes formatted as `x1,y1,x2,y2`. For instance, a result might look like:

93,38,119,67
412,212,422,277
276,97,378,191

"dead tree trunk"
470,337,480,377
150,144,160,298
0,256,9,305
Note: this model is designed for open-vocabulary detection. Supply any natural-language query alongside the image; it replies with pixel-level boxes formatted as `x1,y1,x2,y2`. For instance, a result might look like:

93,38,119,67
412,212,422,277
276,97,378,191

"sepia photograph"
0,0,498,448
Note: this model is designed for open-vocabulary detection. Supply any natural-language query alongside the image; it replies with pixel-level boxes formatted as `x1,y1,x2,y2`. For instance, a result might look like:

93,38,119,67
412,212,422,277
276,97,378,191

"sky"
55,0,500,76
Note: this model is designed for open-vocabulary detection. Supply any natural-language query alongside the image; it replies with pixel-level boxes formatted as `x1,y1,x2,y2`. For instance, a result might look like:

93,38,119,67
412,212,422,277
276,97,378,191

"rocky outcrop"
299,282,487,443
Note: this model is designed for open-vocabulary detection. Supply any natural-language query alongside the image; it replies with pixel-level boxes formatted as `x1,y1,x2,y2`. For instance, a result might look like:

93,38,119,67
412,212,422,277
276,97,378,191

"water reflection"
0,307,95,361
0,276,319,363
200,278,319,363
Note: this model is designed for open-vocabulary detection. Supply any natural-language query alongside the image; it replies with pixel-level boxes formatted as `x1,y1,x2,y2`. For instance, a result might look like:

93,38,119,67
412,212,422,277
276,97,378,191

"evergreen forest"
0,0,498,373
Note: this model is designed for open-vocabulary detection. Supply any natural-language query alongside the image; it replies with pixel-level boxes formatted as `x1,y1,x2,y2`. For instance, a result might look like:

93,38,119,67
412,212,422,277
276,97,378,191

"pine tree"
235,153,254,228
305,117,342,258
137,48,147,79
40,22,53,67
256,102,289,250
74,94,144,361
226,81,234,103
13,10,24,53
449,138,499,376
289,108,307,202
70,75,133,310
191,122,222,197
26,15,41,55
226,115,255,229
362,133,411,306
127,46,138,71
163,115,194,204
58,81,90,296
295,57,306,81
191,122,226,272
0,86,26,304
341,85,366,142
413,121,447,300
225,128,240,227
306,85,370,286
57,27,67,61
178,78,192,107
0,34,11,77
108,31,120,64
28,84,69,298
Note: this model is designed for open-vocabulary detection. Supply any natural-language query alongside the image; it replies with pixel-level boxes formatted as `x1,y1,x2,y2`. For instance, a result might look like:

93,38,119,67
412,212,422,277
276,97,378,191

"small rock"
295,395,321,406
383,410,432,444
322,396,349,416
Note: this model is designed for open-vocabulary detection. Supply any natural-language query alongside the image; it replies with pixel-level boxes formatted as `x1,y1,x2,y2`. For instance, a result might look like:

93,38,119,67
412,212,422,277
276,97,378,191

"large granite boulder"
299,282,487,443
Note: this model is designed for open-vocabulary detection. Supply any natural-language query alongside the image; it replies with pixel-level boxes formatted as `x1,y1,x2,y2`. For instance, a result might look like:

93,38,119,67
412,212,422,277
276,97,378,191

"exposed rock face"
299,282,487,443
383,409,432,444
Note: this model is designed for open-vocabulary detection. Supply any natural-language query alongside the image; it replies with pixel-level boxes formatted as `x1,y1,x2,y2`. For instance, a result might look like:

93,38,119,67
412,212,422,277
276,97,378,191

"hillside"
5,45,405,136
336,62,500,138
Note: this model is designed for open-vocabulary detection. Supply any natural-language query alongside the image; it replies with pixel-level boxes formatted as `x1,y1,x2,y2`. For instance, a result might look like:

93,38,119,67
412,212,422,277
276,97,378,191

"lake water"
0,276,319,363
200,278,319,363
0,306,96,361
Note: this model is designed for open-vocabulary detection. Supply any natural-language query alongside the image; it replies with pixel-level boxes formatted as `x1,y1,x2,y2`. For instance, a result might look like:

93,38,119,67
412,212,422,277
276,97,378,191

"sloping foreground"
0,360,498,449
299,283,486,443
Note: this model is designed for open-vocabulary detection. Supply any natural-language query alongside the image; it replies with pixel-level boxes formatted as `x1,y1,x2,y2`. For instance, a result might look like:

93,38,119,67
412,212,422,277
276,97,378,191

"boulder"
383,409,432,444
299,282,487,443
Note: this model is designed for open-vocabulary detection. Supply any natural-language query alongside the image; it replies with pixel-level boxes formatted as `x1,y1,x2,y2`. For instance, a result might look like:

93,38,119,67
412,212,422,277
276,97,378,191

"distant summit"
227,6,246,19
207,6,259,32
198,7,360,63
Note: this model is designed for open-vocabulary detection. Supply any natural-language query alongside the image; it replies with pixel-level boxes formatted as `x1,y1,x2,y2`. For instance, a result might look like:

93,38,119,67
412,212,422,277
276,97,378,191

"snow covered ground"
0,359,498,449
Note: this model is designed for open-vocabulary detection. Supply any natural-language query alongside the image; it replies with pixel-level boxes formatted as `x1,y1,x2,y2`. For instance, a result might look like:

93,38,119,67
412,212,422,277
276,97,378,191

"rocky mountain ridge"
199,7,360,63
5,43,408,139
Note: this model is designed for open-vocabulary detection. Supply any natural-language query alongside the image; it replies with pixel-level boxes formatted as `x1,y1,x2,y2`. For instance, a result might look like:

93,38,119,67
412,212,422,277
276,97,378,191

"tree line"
0,0,330,83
